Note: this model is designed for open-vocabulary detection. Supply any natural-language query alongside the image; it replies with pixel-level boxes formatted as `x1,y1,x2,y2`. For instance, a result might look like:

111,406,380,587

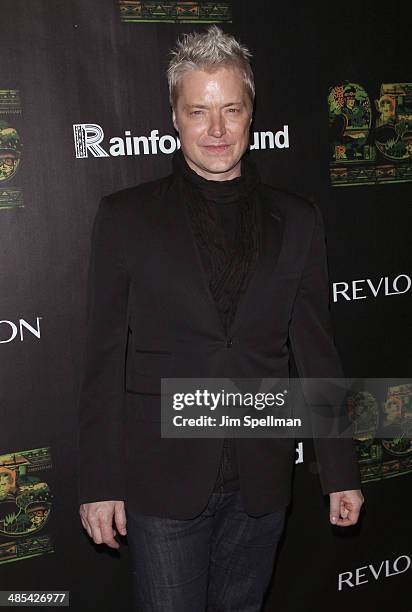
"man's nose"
207,112,226,138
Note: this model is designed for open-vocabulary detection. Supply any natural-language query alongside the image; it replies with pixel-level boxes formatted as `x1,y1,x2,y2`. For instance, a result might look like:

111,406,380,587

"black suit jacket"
77,170,361,518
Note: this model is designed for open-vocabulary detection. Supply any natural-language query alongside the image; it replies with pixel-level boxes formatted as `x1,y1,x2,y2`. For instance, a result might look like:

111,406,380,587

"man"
78,25,364,611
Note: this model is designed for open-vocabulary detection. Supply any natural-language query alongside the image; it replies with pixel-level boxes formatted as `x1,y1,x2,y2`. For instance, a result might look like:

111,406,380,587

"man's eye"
228,108,240,113
190,110,203,116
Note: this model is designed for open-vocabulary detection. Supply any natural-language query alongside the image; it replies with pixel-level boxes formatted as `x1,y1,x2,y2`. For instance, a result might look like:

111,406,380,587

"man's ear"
172,109,178,132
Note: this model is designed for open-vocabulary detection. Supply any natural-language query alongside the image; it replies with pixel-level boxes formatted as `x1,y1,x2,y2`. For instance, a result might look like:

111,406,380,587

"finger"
333,516,354,527
89,521,104,545
334,508,361,527
340,501,349,519
334,515,359,526
84,506,109,545
347,506,361,523
80,516,92,538
79,508,93,538
99,519,120,549
114,503,127,536
330,500,341,525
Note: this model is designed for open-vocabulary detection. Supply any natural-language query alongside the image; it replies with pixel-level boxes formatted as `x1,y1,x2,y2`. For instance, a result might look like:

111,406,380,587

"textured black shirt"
212,201,240,492
190,187,241,493
174,150,260,493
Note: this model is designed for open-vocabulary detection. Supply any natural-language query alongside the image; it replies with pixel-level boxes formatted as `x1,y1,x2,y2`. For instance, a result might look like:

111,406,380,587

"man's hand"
79,500,127,549
329,489,364,527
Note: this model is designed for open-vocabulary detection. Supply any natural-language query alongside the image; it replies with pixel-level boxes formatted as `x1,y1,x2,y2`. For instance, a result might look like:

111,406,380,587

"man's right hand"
79,500,127,549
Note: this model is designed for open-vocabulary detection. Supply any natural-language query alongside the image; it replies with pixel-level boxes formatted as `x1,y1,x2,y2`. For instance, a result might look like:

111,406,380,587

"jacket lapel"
228,185,284,336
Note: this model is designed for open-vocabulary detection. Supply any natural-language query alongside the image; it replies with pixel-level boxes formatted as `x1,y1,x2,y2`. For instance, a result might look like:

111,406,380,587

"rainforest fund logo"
350,383,412,483
0,447,53,564
0,89,23,210
328,82,412,186
119,1,232,23
73,124,289,158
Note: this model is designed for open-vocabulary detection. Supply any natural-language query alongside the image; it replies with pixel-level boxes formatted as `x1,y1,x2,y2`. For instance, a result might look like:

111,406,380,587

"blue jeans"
125,489,287,611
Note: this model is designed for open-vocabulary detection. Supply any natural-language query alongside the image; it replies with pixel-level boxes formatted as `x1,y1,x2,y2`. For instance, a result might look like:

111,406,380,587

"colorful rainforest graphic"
0,89,23,209
0,447,53,564
329,82,412,185
348,383,412,482
119,1,232,23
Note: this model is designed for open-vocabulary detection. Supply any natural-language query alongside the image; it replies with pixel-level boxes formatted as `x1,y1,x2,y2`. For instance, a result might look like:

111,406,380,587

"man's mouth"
203,144,231,153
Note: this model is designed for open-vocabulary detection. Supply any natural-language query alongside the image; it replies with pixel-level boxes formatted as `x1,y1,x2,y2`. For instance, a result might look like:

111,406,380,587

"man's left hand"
329,489,364,526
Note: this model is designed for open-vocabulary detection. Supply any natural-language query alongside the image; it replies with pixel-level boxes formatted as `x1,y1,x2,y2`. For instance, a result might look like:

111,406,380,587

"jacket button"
226,338,233,348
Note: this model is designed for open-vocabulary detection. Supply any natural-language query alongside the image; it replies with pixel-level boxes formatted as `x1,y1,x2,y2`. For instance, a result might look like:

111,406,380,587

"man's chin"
182,149,242,179
198,156,238,175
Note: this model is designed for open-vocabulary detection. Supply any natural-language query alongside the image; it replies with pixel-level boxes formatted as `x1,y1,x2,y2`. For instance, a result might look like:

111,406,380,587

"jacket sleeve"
289,203,361,494
77,196,131,504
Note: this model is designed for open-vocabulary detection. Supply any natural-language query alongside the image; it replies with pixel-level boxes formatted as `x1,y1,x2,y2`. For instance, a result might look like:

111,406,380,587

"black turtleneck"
183,161,243,260
179,161,241,492
172,148,261,493
173,148,260,336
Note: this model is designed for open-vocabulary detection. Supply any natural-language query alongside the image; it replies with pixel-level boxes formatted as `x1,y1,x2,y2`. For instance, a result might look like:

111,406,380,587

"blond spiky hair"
167,25,255,111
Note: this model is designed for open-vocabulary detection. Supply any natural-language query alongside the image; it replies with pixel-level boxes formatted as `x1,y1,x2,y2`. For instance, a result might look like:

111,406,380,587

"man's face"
172,65,253,181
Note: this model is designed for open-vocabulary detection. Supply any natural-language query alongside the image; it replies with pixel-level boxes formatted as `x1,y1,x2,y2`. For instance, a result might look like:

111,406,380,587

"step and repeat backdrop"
1,1,411,610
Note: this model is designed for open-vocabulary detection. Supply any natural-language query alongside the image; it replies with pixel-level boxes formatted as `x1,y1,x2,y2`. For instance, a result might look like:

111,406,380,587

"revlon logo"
333,274,411,302
0,317,42,343
338,555,411,590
